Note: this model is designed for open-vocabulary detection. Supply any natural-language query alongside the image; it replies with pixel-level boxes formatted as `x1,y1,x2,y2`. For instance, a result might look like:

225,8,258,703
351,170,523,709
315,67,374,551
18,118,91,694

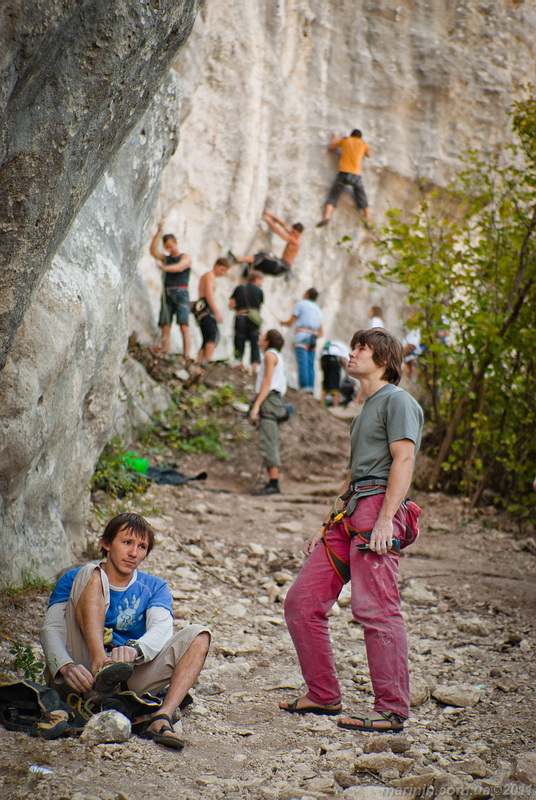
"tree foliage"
368,92,536,513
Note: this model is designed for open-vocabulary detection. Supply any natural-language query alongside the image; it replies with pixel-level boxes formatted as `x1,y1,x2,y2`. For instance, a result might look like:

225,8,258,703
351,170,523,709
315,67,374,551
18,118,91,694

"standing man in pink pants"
280,328,423,732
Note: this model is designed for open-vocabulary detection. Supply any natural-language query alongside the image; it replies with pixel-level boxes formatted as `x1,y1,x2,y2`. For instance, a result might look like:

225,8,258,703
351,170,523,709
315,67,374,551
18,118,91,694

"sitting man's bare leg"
75,567,111,676
143,632,211,749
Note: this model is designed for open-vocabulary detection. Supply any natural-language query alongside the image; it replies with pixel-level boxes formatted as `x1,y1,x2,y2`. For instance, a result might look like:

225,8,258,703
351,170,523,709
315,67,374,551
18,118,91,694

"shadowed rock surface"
0,1,200,580
0,0,200,370
0,80,181,580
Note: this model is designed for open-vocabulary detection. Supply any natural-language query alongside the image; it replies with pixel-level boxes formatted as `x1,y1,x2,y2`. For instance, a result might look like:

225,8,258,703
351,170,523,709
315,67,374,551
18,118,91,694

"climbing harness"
321,479,422,583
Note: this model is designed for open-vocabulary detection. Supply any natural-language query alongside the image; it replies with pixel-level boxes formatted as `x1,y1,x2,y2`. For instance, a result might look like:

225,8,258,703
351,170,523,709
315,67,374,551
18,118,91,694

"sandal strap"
377,710,404,724
339,710,404,730
150,712,173,726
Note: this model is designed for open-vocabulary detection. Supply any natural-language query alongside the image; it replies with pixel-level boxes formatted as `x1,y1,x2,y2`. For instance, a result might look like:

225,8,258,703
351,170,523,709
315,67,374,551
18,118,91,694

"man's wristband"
124,640,144,663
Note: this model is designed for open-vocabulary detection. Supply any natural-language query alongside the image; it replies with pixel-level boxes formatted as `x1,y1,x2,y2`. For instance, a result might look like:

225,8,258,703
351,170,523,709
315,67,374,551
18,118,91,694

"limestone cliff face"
0,0,200,370
0,78,182,581
2,0,536,582
139,0,536,377
0,1,199,581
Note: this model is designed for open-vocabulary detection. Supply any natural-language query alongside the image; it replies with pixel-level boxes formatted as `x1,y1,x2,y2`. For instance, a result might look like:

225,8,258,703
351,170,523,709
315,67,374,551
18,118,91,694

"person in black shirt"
229,271,264,372
150,223,192,358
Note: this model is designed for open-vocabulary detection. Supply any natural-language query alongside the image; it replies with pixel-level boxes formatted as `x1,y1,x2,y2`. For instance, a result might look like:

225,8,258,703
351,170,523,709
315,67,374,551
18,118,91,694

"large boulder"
0,80,179,581
0,0,200,369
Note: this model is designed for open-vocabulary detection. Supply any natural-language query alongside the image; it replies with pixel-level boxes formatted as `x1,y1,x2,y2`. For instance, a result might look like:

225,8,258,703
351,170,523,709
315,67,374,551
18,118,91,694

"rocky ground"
1,362,535,800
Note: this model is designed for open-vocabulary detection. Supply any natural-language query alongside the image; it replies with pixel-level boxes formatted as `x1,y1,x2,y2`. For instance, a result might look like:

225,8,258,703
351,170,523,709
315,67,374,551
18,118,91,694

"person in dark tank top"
150,222,192,358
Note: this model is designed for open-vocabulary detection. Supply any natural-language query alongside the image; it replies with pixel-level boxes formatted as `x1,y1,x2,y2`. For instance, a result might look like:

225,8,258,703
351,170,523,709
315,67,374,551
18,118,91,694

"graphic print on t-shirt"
115,594,142,630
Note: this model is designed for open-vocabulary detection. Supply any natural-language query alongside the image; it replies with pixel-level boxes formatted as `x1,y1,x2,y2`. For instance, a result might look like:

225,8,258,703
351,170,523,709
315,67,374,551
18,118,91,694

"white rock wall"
0,78,180,581
2,0,536,582
137,0,536,386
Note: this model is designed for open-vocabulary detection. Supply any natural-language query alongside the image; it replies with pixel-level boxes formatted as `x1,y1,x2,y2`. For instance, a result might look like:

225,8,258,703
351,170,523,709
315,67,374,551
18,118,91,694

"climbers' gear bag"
191,298,210,322
247,308,263,327
0,680,78,739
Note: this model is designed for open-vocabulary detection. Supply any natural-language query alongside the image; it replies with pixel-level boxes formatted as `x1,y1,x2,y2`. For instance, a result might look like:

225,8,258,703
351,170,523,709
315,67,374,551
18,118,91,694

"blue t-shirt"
48,567,173,646
292,299,323,345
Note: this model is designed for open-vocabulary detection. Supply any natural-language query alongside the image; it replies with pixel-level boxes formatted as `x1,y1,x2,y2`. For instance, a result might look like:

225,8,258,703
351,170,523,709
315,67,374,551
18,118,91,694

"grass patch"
141,382,248,461
91,439,149,498
2,566,53,598
91,382,248,499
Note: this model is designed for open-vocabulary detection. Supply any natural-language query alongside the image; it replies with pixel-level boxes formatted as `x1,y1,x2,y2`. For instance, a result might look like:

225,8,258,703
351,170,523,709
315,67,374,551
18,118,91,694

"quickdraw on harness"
321,481,422,584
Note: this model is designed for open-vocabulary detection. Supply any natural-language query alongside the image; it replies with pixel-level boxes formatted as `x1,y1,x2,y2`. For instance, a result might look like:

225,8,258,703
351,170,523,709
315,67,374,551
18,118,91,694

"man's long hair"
350,328,402,385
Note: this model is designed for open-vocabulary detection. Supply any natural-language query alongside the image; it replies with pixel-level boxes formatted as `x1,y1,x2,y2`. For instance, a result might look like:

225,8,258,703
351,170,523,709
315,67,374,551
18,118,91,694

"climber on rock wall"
230,210,304,279
317,129,372,228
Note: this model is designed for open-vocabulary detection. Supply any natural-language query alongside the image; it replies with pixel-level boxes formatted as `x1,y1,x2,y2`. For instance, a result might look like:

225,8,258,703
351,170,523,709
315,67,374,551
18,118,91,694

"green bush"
10,642,45,682
368,91,536,513
91,439,149,498
142,383,247,460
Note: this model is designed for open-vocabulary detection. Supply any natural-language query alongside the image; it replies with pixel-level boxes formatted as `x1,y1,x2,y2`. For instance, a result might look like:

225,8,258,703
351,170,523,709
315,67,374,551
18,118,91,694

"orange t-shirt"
337,137,370,175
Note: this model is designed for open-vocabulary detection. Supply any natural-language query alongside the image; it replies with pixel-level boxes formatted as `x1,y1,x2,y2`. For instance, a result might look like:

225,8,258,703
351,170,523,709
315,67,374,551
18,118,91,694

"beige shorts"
50,563,210,696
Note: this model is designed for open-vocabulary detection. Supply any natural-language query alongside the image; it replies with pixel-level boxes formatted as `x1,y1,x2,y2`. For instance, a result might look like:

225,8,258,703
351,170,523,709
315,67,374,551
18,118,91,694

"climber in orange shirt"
317,129,372,228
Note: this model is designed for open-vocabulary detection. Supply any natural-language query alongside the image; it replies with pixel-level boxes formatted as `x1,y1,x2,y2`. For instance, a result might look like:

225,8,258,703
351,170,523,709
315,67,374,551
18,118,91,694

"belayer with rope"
249,329,290,496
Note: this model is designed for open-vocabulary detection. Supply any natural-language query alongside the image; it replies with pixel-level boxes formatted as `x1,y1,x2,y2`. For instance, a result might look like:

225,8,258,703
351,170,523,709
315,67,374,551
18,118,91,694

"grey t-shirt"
348,383,424,480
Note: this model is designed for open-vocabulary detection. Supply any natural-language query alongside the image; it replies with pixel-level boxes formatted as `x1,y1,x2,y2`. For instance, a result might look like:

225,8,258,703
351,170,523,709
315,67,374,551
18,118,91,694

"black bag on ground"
146,466,208,486
0,680,79,739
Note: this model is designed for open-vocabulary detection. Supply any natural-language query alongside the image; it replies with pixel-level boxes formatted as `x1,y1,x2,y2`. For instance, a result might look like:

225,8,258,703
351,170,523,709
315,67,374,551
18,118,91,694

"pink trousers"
284,493,410,718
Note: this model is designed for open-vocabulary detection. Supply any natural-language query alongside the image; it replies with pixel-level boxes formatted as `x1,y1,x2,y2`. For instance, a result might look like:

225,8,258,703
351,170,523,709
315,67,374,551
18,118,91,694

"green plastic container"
121,452,149,475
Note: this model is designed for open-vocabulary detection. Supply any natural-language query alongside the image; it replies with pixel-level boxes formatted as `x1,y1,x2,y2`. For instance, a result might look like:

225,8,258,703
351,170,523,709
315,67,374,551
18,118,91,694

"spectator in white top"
368,306,386,329
249,329,288,496
402,329,423,377
355,308,387,404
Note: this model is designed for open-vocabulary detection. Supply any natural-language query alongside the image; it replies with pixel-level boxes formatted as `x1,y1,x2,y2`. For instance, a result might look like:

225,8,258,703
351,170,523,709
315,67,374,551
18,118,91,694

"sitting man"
40,512,211,750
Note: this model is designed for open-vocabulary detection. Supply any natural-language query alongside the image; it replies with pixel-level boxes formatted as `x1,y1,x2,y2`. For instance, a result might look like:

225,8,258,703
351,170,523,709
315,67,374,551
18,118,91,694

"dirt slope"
0,362,534,800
